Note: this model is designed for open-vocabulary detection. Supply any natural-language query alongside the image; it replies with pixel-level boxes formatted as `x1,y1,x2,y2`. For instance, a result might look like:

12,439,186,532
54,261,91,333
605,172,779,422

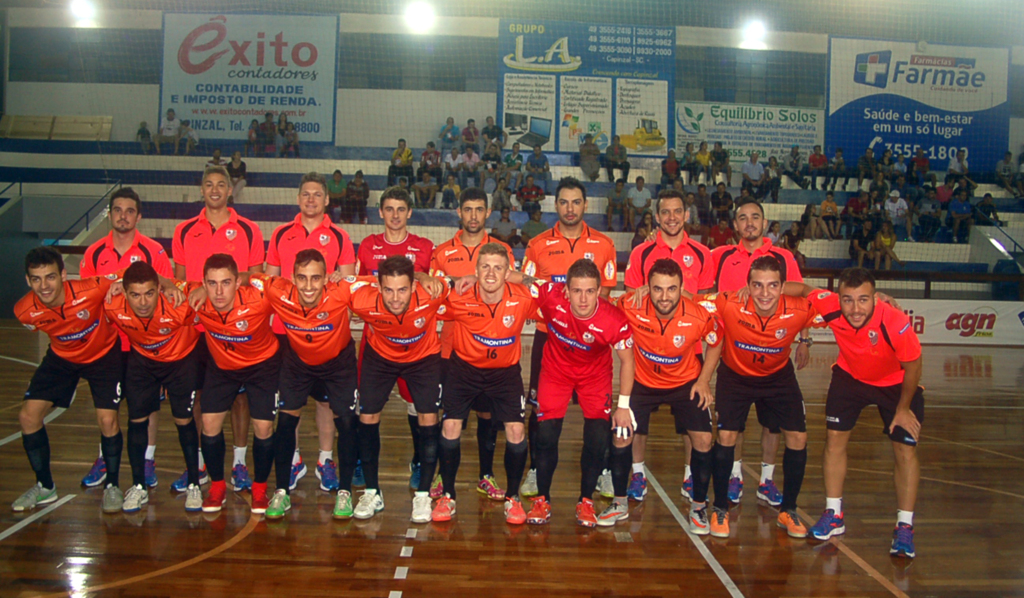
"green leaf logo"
684,106,695,118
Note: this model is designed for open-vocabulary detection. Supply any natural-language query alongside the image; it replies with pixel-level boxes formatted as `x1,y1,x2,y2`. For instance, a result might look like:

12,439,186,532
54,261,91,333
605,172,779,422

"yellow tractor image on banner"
619,119,667,151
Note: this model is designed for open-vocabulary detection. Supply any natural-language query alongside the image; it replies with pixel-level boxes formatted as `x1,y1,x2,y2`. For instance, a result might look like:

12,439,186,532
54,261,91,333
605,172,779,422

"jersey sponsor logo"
604,261,615,280
699,300,716,313
56,319,99,342
414,317,426,329
350,281,371,293
383,332,425,345
817,291,831,300
683,254,694,267
278,294,296,306
29,311,45,317
344,275,356,283
225,228,237,241
585,238,601,245
251,278,264,291
319,233,330,246
614,338,633,350
678,321,692,327
236,320,249,331
775,327,788,339
779,313,796,320
317,311,329,320
524,262,537,277
505,300,520,307
734,340,784,354
545,239,560,246
71,297,88,306
868,329,879,345
471,334,516,347
406,253,416,262
503,314,516,328
437,304,446,316
638,346,682,365
209,331,251,343
706,331,718,345
140,338,172,351
77,309,90,320
130,255,141,263
898,322,911,334
283,322,335,333
813,314,825,325
634,314,650,323
582,331,595,343
551,328,590,351
237,308,251,315
159,327,172,335
826,415,840,423
159,317,176,323
589,324,605,333
584,252,594,260
552,274,567,283
116,313,133,321
444,248,460,257
673,334,685,347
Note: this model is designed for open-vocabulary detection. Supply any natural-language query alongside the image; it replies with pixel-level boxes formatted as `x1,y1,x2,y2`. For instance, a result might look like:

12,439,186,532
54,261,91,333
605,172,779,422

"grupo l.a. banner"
162,13,338,142
497,20,674,156
675,101,823,166
826,37,1009,172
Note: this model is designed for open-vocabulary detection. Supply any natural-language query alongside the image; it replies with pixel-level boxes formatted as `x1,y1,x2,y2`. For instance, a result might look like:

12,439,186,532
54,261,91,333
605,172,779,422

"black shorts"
825,365,925,446
195,333,210,388
527,331,547,406
25,343,123,411
443,352,525,424
201,348,282,421
714,361,803,434
124,345,200,420
358,344,441,416
278,342,359,417
632,380,713,435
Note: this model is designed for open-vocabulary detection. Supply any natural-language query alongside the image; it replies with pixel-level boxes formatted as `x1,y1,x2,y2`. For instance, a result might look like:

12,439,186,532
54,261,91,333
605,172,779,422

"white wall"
5,82,160,142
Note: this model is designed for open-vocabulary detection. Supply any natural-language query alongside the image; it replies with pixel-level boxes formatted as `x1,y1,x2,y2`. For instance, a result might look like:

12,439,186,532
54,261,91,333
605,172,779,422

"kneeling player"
617,259,721,533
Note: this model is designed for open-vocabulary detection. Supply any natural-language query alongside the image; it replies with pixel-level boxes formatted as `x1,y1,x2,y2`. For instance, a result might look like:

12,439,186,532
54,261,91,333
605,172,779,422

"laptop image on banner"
517,117,552,147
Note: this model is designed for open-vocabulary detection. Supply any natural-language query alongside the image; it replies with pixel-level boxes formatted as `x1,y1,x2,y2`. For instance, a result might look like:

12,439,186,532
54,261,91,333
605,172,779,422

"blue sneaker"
144,459,158,488
81,457,107,488
681,475,694,502
289,457,307,491
171,466,209,492
232,464,253,492
316,459,339,492
756,480,783,507
626,472,647,502
352,461,366,487
810,509,846,541
727,475,744,502
890,523,915,558
408,461,421,490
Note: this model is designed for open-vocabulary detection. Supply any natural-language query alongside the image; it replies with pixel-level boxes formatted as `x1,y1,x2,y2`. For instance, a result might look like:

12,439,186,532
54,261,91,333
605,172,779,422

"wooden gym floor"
0,323,1022,597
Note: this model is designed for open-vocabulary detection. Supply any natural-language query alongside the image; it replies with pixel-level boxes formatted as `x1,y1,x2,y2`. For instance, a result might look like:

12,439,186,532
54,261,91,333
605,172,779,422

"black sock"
690,447,713,504
580,418,610,501
22,427,53,489
101,432,123,488
527,410,539,469
711,443,735,510
477,415,497,479
176,422,200,486
252,435,274,485
439,436,461,500
534,418,563,501
357,422,381,490
780,447,808,512
274,412,300,492
417,424,440,493
127,420,148,487
504,439,528,499
335,416,357,492
407,414,421,465
610,443,632,497
201,432,226,482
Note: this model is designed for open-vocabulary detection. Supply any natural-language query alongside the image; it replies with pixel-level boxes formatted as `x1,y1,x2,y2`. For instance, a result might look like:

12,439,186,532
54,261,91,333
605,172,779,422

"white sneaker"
597,469,614,498
12,483,57,512
520,469,539,497
354,489,384,520
410,492,432,523
102,484,124,514
184,484,203,512
122,484,149,513
596,500,629,527
688,505,710,535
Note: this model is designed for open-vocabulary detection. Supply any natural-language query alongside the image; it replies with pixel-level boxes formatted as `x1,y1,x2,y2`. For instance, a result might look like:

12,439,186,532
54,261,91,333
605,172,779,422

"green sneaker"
333,490,354,519
265,489,291,520
102,484,124,514
12,483,57,512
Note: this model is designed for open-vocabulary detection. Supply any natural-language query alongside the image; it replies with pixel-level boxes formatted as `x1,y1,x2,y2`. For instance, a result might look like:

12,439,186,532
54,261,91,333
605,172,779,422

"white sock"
145,445,156,461
690,501,705,511
98,444,103,459
292,448,301,466
684,464,692,479
632,462,645,474
198,452,206,469
319,450,333,465
826,497,843,514
233,446,247,467
731,460,742,478
897,510,913,526
760,463,775,483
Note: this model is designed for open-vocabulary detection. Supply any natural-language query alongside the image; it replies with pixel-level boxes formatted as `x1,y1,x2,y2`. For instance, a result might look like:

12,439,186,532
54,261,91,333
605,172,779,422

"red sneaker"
431,495,456,522
202,481,227,513
505,497,527,525
250,482,269,514
575,497,597,528
526,497,552,525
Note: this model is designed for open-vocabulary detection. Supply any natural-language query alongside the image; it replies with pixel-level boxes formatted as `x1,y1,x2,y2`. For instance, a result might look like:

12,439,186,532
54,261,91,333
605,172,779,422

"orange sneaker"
505,497,527,525
710,507,730,538
202,480,227,513
431,495,456,522
575,497,597,528
526,497,551,525
777,510,808,538
250,482,269,514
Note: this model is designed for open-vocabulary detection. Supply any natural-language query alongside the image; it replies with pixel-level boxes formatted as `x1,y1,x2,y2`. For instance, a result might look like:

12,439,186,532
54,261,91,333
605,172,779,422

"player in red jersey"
172,165,265,493
784,268,924,558
79,187,173,490
356,186,436,489
526,259,636,528
266,172,356,493
428,188,515,501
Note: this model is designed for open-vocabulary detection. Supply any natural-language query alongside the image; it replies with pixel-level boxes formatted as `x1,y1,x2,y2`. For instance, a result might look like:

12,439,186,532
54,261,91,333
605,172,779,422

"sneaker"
526,497,551,525
681,475,694,502
171,466,209,492
411,492,432,523
289,457,307,491
102,484,124,514
408,461,422,490
710,507,730,538
504,497,527,525
431,495,456,522
354,489,385,520
265,489,291,519
757,480,783,507
627,472,647,502
202,481,227,513
351,462,365,488
727,475,744,502
777,510,808,538
890,523,916,558
809,509,846,540
596,469,614,498
520,469,539,498
477,475,505,501
122,484,149,513
575,497,597,528
184,484,203,512
596,501,629,527
429,474,444,499
250,483,269,514
333,490,354,519
316,460,339,492
231,464,252,492
144,459,158,488
12,483,58,512
689,505,710,535
81,457,107,488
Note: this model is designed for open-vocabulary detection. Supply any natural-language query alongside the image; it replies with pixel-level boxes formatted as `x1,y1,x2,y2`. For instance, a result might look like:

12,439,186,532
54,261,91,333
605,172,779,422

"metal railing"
47,180,122,246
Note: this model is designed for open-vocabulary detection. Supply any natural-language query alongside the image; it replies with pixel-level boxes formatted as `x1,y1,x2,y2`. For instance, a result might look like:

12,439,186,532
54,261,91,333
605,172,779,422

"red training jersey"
267,214,355,278
356,231,434,275
439,282,538,369
532,281,632,376
625,230,714,293
15,275,120,364
172,208,265,282
348,281,448,363
711,238,803,293
104,293,200,363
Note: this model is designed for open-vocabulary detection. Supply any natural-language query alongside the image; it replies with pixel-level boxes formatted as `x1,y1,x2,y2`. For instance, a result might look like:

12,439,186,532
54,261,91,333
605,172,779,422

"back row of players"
11,168,923,558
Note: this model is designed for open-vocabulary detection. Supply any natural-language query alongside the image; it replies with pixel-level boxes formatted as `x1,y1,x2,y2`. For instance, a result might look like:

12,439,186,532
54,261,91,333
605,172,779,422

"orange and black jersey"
184,282,279,370
15,275,121,364
439,282,538,369
430,231,515,279
348,281,449,363
104,293,200,363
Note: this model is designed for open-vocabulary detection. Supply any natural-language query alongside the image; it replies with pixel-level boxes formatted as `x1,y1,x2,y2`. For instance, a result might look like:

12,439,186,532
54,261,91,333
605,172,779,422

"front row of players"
14,241,923,557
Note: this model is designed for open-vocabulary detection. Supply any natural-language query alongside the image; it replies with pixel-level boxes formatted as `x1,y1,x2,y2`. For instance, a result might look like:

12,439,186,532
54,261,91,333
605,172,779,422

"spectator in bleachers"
955,175,977,199
480,142,504,191
915,188,942,243
660,149,681,188
783,145,810,189
520,207,549,246
526,145,551,183
782,221,806,269
259,113,277,156
841,191,869,239
849,218,878,269
137,121,152,155
947,149,971,184
821,191,841,239
179,120,199,155
517,174,545,214
605,136,630,182
154,108,180,155
937,174,957,207
995,151,1020,198
677,142,696,185
711,142,732,186
459,145,481,189
694,141,712,184
766,221,782,244
342,170,370,224
740,152,767,200
764,156,783,203
490,208,520,248
444,147,463,184
606,178,628,231
412,171,439,208
827,147,848,192
481,116,507,149
439,116,460,153
441,174,460,210
975,193,1003,226
694,183,712,227
866,189,886,230
631,212,655,249
461,118,481,154
417,141,443,182
625,176,652,232
800,202,830,240
891,173,917,206
503,142,525,190
948,188,974,243
856,147,876,190
737,186,756,205
711,181,733,223
874,221,903,270
280,122,300,157
206,149,226,167
877,149,895,181
884,190,913,241
327,170,347,221
491,177,514,212
226,151,246,205
683,190,705,242
387,138,414,189
892,153,908,182
275,114,289,155
808,145,828,190
910,147,937,187
869,171,890,201
245,119,260,157
579,134,601,182
707,216,735,249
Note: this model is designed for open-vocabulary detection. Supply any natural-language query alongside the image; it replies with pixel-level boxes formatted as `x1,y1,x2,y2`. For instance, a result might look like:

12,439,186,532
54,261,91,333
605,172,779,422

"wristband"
798,337,813,346
617,394,630,410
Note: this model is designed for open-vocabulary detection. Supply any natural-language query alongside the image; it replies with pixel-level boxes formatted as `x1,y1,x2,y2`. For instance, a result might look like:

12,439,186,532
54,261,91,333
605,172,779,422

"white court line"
0,494,76,542
394,566,409,580
0,355,73,447
805,402,1024,410
646,467,745,598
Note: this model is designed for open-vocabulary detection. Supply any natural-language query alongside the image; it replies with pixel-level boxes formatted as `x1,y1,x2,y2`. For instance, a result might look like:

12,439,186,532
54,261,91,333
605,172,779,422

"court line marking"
920,433,1024,464
400,546,413,557
0,495,76,542
645,466,745,598
394,566,409,580
804,402,1024,410
0,355,72,447
803,464,1024,501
